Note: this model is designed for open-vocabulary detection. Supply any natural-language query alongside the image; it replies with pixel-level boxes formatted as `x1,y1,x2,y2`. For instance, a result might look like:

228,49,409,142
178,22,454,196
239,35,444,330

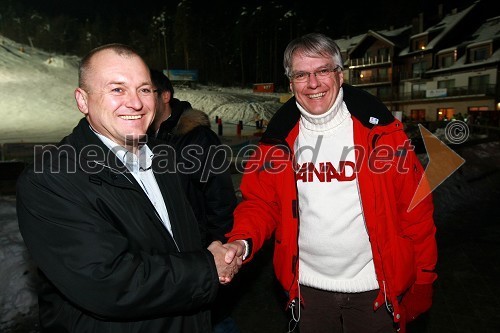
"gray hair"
283,33,344,78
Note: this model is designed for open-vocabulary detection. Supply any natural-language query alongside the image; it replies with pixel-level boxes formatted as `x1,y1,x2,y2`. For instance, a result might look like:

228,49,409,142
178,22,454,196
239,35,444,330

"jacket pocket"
391,235,416,296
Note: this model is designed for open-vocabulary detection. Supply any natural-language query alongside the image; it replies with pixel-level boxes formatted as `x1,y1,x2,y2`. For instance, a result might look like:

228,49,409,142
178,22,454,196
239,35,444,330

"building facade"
336,0,499,126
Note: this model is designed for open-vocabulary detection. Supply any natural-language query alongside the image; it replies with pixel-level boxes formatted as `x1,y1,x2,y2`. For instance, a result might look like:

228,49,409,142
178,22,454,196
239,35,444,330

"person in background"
16,43,242,333
224,32,437,333
149,69,240,333
148,69,192,141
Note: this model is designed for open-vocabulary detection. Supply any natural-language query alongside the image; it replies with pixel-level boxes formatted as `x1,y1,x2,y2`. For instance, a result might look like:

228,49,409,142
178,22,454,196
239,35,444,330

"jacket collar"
261,83,394,143
66,118,130,173
65,118,171,188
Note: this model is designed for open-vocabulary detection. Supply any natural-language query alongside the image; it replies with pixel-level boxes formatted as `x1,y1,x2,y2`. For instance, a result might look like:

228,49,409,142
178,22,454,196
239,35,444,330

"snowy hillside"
0,35,283,145
0,36,82,144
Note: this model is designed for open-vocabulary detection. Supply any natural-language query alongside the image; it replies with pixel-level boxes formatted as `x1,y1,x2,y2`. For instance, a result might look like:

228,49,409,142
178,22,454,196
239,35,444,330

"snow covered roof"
399,1,479,56
467,16,500,44
334,33,366,53
334,25,412,57
426,15,500,74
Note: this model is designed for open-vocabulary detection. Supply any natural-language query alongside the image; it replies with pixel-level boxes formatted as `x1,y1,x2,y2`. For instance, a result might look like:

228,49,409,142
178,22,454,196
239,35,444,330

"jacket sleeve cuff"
238,239,252,261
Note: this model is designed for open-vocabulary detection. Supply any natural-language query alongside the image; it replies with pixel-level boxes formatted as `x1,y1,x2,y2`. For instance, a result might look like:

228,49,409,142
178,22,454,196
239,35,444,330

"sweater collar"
297,88,350,132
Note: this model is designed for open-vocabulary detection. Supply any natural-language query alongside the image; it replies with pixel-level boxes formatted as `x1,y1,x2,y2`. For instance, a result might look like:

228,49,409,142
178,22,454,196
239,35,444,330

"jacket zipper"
262,138,302,305
364,125,404,322
278,139,302,328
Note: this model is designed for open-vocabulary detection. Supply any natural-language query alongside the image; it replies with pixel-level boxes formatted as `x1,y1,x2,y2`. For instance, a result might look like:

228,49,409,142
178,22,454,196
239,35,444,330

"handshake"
207,240,246,285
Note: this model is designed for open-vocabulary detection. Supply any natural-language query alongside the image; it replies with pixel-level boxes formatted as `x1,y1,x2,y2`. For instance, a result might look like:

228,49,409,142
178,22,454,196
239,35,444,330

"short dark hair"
78,43,141,90
150,68,174,97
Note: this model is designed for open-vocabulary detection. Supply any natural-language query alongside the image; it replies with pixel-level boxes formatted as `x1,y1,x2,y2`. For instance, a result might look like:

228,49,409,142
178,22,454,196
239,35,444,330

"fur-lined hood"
172,108,211,136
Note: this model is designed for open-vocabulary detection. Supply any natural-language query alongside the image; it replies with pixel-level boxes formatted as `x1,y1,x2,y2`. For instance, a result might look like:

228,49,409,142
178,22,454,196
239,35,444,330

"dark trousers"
298,285,395,333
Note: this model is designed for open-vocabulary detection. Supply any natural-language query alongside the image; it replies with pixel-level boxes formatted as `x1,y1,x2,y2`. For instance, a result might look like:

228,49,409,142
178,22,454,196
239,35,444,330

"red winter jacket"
227,84,437,331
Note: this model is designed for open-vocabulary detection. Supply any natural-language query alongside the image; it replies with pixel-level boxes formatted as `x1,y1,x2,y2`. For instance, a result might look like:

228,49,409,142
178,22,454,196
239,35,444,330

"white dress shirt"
92,129,174,237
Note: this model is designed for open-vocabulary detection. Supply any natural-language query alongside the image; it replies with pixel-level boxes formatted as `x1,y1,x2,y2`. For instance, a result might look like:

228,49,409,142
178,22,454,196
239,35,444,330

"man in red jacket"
225,33,437,332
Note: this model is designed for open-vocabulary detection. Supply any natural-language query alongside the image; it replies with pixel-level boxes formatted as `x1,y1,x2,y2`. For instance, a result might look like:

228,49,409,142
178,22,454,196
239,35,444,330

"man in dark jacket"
148,69,237,246
148,69,193,142
148,69,240,333
16,43,242,333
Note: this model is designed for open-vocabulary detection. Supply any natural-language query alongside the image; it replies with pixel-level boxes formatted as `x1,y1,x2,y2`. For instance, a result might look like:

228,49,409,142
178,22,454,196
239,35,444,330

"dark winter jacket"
226,84,437,331
155,108,237,246
151,98,193,142
16,118,219,333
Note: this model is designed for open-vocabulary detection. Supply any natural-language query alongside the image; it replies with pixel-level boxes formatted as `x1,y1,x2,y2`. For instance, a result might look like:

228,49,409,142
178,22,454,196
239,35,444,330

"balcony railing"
397,84,497,101
399,71,427,80
349,76,391,85
348,55,392,67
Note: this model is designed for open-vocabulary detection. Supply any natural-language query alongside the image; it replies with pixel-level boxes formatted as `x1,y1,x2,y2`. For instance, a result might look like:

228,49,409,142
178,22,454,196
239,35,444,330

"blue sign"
164,69,199,81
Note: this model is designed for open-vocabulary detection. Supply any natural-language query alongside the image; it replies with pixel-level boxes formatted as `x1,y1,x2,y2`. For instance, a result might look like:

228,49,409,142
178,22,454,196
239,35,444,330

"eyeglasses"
288,66,342,83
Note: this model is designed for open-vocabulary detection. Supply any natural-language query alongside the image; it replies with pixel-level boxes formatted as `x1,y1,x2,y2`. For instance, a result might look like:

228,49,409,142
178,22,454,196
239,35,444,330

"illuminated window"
412,38,427,52
410,109,426,121
468,106,489,112
436,108,454,121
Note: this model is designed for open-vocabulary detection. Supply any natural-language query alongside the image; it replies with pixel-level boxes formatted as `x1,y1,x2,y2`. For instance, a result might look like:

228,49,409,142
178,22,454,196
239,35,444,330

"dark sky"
12,0,489,37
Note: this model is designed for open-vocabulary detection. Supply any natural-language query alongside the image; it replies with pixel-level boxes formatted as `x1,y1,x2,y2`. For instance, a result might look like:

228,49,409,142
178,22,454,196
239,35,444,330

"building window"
412,60,427,78
410,109,426,121
377,47,390,62
364,50,374,62
412,83,426,99
469,75,489,94
438,79,455,90
467,106,491,125
358,69,374,84
438,52,455,68
469,45,490,62
437,108,454,121
378,67,389,81
468,106,489,112
412,38,427,52
378,86,392,100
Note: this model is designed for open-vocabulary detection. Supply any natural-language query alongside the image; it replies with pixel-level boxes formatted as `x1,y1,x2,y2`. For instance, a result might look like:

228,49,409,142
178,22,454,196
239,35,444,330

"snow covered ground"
0,196,38,332
0,35,282,145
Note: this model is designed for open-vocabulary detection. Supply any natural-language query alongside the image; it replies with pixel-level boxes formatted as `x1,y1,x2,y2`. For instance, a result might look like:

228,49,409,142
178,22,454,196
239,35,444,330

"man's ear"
75,88,89,115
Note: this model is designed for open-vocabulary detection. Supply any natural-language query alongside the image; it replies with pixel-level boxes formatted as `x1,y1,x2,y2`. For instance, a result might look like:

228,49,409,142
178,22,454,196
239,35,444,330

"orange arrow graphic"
408,124,465,211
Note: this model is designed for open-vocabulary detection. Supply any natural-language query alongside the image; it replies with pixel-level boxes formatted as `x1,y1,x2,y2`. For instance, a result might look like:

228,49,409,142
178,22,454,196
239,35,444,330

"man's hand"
207,241,243,284
223,240,246,264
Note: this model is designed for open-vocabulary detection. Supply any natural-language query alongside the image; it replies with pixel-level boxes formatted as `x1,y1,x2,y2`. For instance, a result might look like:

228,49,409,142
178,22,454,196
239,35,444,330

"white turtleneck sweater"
295,88,379,293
